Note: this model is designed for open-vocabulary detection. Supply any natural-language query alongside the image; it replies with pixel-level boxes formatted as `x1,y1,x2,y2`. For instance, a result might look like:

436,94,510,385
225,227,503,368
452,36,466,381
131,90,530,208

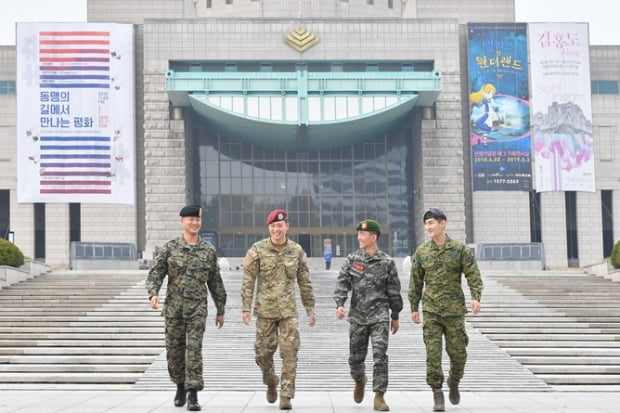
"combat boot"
447,377,460,405
353,376,367,403
265,375,279,404
187,389,201,411
279,395,292,410
432,388,445,412
173,383,186,407
373,391,390,411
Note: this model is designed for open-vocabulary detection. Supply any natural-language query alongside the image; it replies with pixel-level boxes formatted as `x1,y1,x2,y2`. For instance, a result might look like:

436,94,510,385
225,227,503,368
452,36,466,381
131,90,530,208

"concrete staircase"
0,271,163,389
468,270,620,391
3,266,620,392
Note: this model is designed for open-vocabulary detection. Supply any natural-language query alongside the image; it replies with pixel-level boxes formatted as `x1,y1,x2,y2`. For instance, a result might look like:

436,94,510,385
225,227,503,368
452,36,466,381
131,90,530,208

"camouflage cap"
179,204,202,217
423,207,447,222
356,219,381,234
266,209,287,225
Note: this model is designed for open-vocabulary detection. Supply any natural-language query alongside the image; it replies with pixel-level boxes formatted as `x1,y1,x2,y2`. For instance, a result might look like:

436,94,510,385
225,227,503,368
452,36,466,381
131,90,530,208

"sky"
1,0,619,46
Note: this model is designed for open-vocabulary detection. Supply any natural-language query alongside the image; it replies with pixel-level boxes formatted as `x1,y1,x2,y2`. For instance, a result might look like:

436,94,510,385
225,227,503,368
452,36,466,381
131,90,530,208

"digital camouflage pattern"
334,248,403,324
349,320,390,393
242,237,315,398
408,235,482,315
241,238,315,318
409,234,482,389
334,248,403,393
146,236,227,390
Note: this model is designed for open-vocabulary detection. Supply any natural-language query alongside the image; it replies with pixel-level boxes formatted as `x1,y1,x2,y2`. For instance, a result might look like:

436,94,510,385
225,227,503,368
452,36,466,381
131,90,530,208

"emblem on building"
284,28,319,52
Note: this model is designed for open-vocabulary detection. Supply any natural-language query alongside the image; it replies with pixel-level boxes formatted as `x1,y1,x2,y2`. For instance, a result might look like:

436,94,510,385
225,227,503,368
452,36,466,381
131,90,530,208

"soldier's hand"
308,313,316,327
336,306,346,320
149,296,159,310
391,319,400,334
411,311,421,324
470,300,481,315
242,311,251,325
215,315,224,329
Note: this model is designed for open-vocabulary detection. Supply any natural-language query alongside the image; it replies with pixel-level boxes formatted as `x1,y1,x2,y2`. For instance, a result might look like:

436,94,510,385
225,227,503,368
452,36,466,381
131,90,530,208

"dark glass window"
206,0,212,8
69,203,81,243
34,203,46,260
602,190,614,258
529,190,541,242
565,191,578,267
0,190,8,240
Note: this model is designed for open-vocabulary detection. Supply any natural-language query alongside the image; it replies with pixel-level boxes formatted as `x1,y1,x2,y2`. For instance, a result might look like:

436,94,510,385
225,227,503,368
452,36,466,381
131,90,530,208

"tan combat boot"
447,377,460,405
353,376,367,403
279,396,292,410
265,375,279,404
432,388,445,412
373,391,390,411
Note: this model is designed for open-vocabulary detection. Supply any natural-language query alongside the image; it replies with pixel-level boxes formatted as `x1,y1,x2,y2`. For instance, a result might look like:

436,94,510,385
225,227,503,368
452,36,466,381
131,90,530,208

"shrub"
0,238,25,268
611,241,620,269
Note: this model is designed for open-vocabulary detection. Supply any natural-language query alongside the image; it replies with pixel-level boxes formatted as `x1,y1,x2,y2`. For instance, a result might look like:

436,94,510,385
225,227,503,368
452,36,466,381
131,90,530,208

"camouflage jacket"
146,236,227,319
334,248,403,325
241,237,315,319
409,234,482,316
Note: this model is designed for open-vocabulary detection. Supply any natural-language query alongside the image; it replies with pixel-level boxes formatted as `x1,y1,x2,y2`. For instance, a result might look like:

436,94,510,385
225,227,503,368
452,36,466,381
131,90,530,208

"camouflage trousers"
349,321,390,393
165,315,206,391
422,312,469,389
255,317,300,398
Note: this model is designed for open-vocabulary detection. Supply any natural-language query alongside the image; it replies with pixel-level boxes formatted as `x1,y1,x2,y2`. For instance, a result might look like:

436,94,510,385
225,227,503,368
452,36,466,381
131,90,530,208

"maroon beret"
266,209,287,225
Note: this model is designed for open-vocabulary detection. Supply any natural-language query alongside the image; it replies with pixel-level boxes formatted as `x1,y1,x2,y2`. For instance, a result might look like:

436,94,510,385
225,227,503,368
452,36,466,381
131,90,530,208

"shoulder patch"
248,249,258,259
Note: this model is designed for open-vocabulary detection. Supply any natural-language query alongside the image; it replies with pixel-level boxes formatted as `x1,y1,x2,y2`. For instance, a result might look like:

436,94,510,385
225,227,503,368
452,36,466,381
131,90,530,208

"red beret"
266,209,287,225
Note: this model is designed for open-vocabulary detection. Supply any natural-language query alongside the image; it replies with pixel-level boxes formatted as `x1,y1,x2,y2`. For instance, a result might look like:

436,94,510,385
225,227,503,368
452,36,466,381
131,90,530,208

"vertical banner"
529,23,595,192
17,23,135,204
467,23,532,191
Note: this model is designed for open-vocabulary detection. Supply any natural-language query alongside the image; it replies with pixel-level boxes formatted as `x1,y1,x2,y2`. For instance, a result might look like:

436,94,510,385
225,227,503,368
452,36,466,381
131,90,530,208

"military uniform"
334,219,403,396
241,236,315,400
409,233,482,390
146,210,227,393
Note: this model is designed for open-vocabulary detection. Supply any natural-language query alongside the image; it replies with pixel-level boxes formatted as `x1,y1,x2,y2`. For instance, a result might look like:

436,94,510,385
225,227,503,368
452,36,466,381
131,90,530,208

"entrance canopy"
165,68,442,150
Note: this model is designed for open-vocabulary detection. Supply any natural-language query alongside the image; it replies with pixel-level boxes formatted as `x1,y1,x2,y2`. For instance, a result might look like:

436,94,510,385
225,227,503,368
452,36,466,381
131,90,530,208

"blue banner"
467,23,532,191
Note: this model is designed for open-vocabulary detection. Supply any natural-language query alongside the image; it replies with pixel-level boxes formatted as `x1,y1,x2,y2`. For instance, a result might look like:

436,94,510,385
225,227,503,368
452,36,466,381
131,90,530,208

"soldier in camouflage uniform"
241,209,316,410
146,204,227,412
334,219,403,412
409,208,483,412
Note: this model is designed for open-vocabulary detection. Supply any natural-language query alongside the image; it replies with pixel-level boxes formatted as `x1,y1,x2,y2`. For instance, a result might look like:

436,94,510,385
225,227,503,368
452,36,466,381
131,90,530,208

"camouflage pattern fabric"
334,248,403,394
165,315,206,390
422,312,469,389
349,321,390,393
409,234,482,389
408,234,482,316
146,236,227,389
334,248,403,324
255,317,300,398
241,237,315,399
241,238,315,318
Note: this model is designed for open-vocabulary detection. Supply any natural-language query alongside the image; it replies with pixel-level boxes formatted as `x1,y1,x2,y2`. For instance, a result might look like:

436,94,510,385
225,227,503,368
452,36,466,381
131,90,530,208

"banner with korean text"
17,23,135,204
467,23,532,191
529,23,595,192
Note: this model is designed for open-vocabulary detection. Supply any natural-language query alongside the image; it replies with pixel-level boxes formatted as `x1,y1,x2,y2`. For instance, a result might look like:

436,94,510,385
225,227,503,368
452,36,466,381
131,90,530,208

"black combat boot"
174,383,186,407
187,389,201,411
432,388,445,412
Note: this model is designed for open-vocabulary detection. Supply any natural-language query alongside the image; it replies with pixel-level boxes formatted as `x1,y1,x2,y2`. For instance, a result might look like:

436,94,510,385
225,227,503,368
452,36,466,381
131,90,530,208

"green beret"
355,219,381,234
179,204,202,217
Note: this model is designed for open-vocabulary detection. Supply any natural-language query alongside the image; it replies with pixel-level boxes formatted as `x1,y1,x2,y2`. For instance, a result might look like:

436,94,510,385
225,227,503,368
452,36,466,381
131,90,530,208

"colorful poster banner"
529,23,595,192
467,23,532,191
17,23,135,204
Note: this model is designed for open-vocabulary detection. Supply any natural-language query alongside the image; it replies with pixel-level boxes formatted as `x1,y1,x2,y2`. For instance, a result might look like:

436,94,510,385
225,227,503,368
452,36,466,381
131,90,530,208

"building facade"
1,0,619,268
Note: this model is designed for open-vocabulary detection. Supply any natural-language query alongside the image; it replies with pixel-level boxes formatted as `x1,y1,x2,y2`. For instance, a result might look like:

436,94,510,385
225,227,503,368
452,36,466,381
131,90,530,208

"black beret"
179,204,202,218
423,207,447,222
355,219,381,234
